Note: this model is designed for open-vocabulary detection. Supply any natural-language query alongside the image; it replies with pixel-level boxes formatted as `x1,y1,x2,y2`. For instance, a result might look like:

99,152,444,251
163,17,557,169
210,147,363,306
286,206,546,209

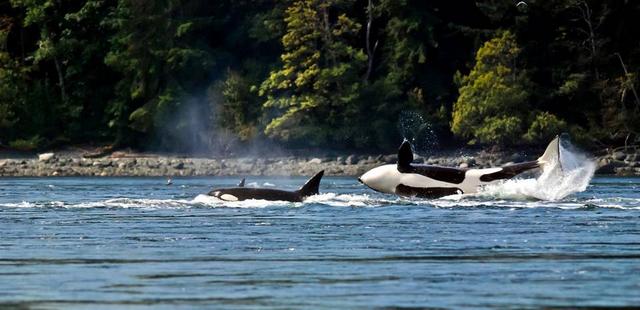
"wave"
1,193,638,210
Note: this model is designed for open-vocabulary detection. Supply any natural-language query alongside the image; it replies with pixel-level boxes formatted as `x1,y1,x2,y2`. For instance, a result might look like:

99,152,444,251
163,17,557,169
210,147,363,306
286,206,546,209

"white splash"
191,194,295,208
304,193,401,207
477,139,596,201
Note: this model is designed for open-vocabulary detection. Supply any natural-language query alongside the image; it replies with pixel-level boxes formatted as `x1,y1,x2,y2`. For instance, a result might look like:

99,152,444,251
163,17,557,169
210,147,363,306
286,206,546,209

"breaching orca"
359,136,562,198
208,170,324,202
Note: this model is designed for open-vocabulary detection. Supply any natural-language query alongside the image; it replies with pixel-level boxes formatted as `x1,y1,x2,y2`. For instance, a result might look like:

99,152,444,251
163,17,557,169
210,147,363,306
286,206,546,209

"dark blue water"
1,176,639,309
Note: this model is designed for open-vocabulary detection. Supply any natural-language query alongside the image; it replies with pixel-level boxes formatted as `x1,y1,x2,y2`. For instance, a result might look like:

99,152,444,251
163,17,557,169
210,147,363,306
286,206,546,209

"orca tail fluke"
537,135,563,172
297,170,324,198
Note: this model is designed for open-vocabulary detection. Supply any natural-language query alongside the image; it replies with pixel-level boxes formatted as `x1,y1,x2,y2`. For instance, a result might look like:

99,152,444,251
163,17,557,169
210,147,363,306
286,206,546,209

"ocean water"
0,175,639,309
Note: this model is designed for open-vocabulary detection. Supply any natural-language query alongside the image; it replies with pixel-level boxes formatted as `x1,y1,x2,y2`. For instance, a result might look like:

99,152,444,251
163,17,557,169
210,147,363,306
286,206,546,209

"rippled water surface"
1,176,639,309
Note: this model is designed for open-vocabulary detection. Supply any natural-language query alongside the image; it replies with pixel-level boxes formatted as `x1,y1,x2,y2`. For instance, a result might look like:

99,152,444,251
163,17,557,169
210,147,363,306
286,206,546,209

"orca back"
210,187,303,202
207,170,325,202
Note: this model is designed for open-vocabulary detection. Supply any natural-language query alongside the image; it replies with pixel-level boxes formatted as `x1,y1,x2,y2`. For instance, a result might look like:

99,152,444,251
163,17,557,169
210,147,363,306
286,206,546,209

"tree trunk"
364,0,378,82
53,55,67,104
578,1,600,80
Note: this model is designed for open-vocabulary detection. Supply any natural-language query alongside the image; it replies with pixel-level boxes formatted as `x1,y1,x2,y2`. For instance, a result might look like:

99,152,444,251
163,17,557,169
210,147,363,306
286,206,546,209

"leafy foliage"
451,31,532,145
258,0,367,146
0,0,639,151
214,70,261,141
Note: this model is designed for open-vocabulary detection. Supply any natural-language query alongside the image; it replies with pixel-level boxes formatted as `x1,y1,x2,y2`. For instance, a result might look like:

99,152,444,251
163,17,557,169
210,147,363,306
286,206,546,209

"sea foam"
476,139,596,201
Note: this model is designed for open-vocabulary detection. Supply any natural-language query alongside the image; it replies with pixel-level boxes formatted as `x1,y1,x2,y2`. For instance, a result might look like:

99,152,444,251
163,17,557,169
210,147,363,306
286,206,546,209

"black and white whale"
208,170,324,202
359,136,562,198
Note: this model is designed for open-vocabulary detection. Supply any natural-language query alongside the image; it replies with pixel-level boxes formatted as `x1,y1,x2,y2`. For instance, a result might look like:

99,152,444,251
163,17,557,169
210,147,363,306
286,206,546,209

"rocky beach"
0,146,638,177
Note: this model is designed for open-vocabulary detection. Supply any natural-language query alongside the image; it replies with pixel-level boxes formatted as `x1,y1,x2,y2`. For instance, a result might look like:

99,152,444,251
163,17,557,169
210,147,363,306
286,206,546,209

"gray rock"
238,158,255,165
509,153,525,162
459,157,476,167
174,162,185,169
612,151,626,161
308,158,323,164
346,155,358,165
93,160,112,168
413,155,423,163
625,153,638,162
336,156,346,165
615,167,636,176
383,154,397,163
38,152,55,162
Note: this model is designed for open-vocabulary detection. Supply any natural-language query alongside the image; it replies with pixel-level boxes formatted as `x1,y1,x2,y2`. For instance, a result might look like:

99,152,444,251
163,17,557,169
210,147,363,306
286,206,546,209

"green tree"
213,69,261,141
258,0,367,146
365,0,445,147
452,31,527,145
4,0,117,145
452,31,531,145
104,0,212,147
377,0,434,100
0,17,20,135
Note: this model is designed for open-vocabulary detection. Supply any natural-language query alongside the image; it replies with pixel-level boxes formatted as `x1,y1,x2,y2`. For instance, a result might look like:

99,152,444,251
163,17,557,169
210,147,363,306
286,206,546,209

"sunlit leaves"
452,31,531,145
259,0,366,145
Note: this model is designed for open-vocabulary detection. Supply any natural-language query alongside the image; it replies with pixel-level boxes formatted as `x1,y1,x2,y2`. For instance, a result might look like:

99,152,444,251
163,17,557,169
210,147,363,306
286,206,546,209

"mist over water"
398,111,439,156
154,92,288,158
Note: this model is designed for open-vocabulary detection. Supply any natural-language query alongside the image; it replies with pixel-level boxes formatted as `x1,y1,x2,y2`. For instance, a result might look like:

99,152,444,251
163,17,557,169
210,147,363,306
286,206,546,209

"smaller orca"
208,170,324,202
359,136,562,198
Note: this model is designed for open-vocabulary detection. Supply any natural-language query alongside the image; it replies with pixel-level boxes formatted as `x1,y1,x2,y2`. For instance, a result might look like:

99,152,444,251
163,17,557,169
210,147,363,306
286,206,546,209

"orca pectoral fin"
397,140,414,171
238,178,245,187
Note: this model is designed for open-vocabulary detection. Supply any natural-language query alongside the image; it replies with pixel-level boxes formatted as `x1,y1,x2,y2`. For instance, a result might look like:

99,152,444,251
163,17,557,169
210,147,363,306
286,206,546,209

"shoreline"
0,147,638,177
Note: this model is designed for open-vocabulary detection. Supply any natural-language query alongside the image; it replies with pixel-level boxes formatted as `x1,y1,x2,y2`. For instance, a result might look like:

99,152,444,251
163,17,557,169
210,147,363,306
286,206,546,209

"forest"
1,0,639,153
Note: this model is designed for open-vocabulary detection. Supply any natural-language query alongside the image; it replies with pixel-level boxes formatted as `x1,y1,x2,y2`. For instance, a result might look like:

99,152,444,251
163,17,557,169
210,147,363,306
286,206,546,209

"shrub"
9,135,44,151
524,112,567,143
451,30,531,145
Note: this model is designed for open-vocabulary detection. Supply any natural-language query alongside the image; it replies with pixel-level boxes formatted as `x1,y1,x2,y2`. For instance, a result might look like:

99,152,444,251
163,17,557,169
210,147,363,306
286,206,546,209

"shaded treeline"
1,0,639,152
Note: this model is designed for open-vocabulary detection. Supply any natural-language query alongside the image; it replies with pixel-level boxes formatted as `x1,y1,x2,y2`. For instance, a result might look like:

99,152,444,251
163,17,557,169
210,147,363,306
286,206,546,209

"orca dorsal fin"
297,170,324,198
238,178,245,187
397,140,414,168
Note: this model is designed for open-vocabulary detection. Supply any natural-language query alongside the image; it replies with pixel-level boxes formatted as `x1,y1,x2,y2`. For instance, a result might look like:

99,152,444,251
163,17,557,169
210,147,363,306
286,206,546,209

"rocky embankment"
595,147,640,176
0,148,637,177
